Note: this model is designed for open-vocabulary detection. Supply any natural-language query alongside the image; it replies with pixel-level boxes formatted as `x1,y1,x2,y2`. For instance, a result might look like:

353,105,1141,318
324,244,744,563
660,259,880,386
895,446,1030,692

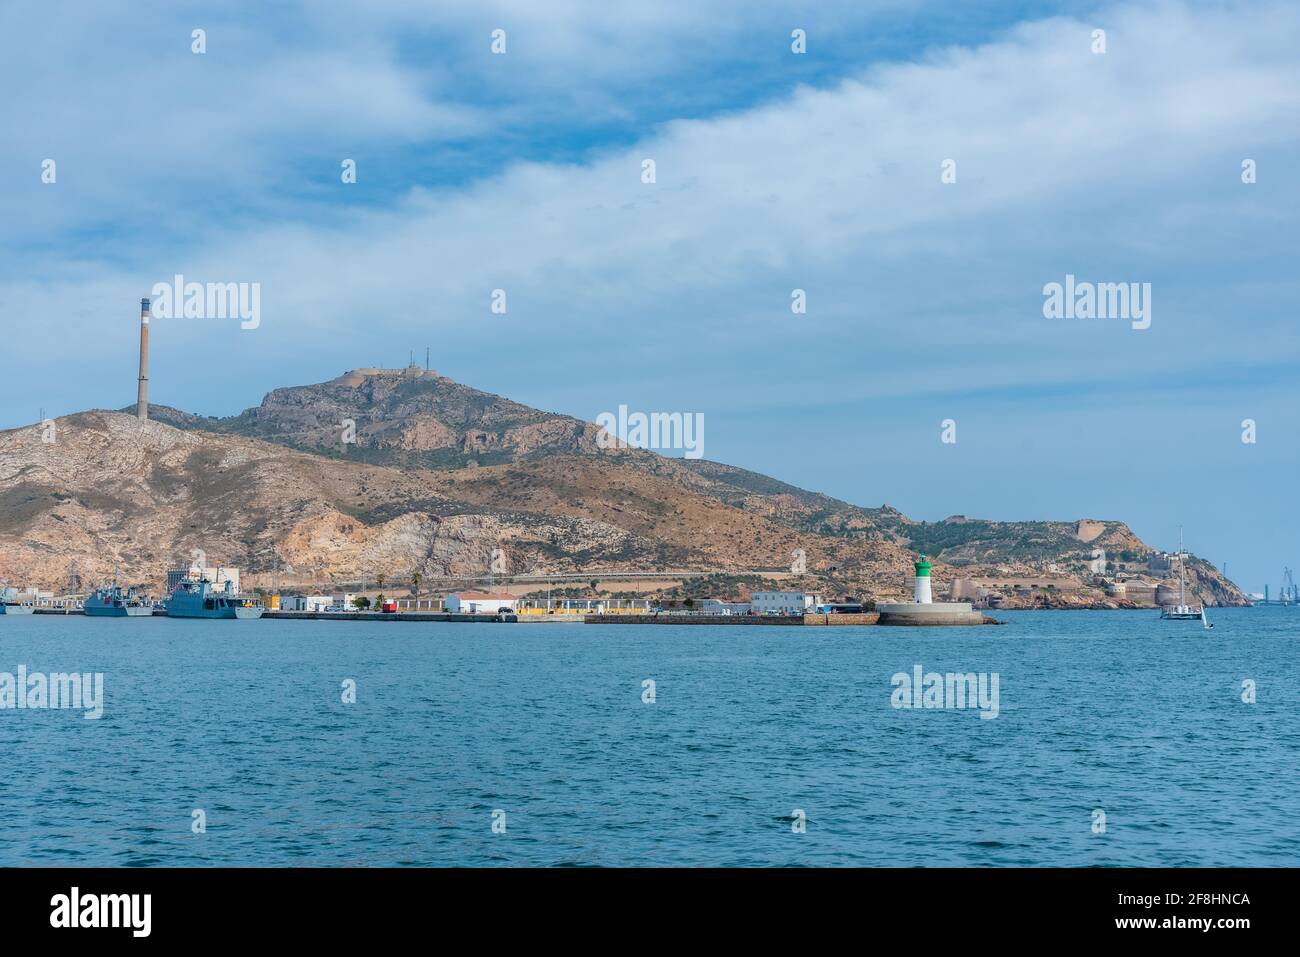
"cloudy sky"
4,0,1297,591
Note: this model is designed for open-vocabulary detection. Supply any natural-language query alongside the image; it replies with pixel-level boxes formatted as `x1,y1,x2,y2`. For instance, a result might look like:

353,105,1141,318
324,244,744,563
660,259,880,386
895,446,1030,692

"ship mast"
1178,526,1187,606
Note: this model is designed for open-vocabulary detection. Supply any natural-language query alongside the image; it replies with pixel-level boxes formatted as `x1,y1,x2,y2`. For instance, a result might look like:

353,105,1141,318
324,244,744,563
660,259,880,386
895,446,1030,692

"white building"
749,591,820,616
3,586,52,600
445,592,517,614
167,564,240,594
330,593,358,611
281,594,333,612
698,599,752,615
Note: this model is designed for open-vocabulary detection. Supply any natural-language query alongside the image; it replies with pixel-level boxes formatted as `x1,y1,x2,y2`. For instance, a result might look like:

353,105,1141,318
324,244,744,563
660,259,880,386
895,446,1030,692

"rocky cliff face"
0,408,904,593
2,369,1249,606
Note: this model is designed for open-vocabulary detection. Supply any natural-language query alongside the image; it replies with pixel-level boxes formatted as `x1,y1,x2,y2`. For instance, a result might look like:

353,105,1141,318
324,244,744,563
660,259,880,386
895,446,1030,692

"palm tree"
411,570,422,596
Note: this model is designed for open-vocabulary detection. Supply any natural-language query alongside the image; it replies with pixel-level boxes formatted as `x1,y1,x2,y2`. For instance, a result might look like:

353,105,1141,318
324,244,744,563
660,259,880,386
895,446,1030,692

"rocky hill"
0,368,1249,607
144,365,605,470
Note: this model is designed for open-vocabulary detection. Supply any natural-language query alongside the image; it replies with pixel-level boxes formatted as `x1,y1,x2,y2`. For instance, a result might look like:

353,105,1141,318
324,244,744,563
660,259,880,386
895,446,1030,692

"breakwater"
264,611,519,623
29,609,526,622
22,609,1000,626
800,612,881,626
585,613,881,626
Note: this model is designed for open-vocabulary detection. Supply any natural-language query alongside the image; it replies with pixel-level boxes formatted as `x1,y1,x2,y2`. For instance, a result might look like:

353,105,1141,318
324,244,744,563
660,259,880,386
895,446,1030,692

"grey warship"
165,578,264,619
84,584,153,617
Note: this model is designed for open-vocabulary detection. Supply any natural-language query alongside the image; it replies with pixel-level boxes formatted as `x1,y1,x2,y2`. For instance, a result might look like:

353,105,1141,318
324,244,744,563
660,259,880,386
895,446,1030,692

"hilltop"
0,367,1249,607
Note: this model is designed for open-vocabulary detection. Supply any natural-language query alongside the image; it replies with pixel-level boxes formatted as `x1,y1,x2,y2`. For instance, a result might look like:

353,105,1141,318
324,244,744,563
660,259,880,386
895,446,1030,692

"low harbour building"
697,599,752,615
750,591,821,615
444,592,518,614
280,594,333,612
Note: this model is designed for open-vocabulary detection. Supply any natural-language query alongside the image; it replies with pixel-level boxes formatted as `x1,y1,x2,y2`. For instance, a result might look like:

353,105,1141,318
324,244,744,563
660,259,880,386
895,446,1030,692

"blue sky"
3,0,1298,592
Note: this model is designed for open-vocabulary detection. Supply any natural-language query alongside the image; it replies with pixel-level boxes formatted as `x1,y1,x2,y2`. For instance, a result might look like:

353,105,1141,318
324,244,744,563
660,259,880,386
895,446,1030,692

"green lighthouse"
913,554,933,604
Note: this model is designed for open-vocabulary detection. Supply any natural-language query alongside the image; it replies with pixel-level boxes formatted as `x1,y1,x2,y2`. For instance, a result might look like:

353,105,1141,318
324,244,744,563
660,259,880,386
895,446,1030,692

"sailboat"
1160,527,1212,628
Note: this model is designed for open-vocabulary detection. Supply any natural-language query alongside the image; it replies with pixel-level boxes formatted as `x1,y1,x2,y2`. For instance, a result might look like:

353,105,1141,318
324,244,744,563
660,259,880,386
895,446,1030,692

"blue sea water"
0,608,1295,867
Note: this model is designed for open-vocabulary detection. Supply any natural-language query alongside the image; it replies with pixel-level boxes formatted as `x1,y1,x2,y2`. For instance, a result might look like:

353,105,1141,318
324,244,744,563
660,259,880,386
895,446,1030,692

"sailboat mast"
1179,526,1187,604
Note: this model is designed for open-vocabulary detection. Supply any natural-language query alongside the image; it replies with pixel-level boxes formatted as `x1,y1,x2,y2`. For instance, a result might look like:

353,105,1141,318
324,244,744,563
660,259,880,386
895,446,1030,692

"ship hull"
166,599,264,619
0,604,36,615
84,604,153,617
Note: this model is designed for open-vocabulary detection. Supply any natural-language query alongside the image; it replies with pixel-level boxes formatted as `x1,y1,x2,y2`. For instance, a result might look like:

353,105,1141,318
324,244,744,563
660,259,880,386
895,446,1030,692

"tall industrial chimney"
136,297,150,420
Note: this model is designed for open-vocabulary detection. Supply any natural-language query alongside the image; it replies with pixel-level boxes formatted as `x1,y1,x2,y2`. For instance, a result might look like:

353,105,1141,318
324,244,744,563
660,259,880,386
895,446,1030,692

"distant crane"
1258,568,1298,606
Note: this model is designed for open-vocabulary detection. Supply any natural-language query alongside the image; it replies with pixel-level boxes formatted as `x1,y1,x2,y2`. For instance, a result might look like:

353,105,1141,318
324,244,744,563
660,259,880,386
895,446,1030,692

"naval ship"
165,578,265,619
84,584,153,617
0,585,36,614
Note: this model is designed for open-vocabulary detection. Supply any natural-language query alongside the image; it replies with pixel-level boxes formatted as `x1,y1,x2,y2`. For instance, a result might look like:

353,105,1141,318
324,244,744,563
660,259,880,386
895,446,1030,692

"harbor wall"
585,613,880,626
264,611,516,622
586,614,805,625
801,612,880,625
21,608,996,626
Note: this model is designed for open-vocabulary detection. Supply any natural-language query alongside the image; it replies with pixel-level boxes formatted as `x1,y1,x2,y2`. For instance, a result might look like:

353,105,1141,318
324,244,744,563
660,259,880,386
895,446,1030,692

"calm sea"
0,608,1295,867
